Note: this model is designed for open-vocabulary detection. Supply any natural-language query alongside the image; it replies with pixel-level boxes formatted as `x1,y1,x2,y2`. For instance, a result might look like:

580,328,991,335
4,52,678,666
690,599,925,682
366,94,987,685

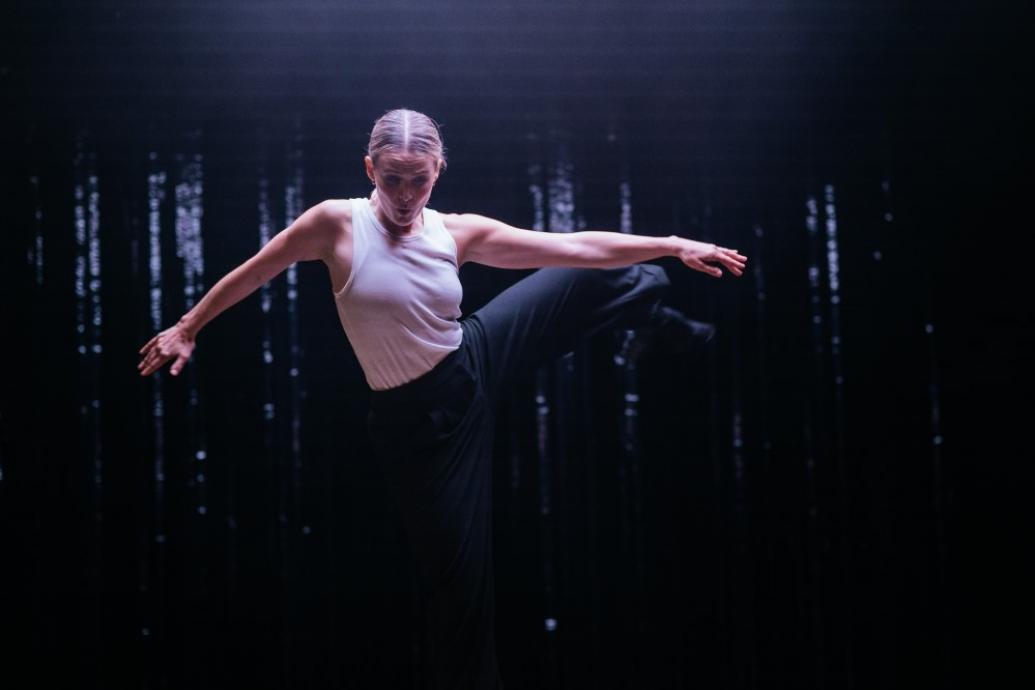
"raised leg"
463,264,671,403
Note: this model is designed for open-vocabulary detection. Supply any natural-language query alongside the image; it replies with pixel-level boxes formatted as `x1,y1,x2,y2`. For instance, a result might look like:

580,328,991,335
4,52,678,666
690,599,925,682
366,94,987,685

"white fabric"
333,197,463,390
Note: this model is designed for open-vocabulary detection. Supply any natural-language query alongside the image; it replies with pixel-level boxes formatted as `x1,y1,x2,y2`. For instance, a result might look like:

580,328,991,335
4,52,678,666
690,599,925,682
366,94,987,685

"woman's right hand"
138,323,196,377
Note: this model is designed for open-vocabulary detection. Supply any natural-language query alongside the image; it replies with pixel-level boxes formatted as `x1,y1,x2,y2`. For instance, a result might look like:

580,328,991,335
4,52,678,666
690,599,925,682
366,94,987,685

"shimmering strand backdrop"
3,2,1030,689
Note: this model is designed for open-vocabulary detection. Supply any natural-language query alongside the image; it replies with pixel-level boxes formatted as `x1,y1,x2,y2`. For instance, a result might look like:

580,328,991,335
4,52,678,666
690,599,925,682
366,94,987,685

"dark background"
2,1,1031,688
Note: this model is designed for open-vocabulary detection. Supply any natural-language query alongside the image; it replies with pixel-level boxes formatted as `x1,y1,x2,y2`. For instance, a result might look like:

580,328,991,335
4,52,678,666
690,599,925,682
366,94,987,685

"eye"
414,177,428,186
383,176,400,186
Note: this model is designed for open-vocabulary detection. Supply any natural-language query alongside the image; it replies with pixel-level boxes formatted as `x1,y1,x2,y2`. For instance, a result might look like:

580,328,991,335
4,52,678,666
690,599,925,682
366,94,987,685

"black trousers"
366,265,671,690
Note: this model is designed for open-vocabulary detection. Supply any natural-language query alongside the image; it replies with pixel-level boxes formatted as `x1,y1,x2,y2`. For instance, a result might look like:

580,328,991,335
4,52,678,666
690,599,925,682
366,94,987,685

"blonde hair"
367,109,447,172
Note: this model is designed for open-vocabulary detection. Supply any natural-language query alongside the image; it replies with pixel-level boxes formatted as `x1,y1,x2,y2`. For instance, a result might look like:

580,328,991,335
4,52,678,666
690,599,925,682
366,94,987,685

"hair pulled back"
367,109,447,172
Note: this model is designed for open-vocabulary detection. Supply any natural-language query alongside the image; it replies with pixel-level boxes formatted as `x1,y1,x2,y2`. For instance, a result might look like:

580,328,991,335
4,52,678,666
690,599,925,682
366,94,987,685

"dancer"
138,109,746,689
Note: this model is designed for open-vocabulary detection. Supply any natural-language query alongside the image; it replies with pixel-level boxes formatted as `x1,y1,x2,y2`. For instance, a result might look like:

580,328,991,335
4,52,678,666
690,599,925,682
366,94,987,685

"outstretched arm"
446,213,747,277
137,200,341,376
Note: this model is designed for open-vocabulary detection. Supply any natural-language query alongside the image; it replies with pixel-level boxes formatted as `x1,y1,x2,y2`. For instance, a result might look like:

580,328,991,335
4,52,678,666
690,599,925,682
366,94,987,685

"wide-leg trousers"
366,264,672,690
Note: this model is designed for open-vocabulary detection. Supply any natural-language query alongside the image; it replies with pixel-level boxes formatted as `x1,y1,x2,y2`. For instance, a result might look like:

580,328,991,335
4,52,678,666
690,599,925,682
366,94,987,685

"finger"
170,354,188,376
696,261,722,277
141,348,160,369
139,342,166,369
723,258,746,274
721,261,742,277
141,351,170,376
718,247,747,262
691,259,723,278
720,252,746,267
719,253,743,267
139,335,158,355
704,255,736,274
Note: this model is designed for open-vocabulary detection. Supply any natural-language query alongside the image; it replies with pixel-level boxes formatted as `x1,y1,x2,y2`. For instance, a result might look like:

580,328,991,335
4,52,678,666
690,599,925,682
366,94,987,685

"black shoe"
653,305,716,352
613,306,716,364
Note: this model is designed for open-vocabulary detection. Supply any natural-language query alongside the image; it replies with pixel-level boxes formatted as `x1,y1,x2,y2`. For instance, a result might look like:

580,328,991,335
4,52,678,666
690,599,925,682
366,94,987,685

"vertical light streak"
803,190,826,686
531,144,575,675
74,136,104,689
803,193,823,498
284,133,306,536
615,171,647,635
805,195,824,358
534,380,553,521
752,225,772,469
547,152,575,236
255,162,289,686
875,178,892,264
273,128,308,687
174,151,208,519
73,144,103,517
731,409,745,510
925,315,950,678
619,178,632,236
821,184,855,683
29,175,44,287
516,161,544,496
145,153,168,653
925,319,945,534
528,166,545,233
546,147,577,516
147,158,167,503
256,162,283,645
257,171,277,454
545,146,576,496
824,185,846,457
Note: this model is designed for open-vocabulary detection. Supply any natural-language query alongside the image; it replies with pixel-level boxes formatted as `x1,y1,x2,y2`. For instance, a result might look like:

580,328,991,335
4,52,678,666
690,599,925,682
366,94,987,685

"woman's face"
365,150,441,231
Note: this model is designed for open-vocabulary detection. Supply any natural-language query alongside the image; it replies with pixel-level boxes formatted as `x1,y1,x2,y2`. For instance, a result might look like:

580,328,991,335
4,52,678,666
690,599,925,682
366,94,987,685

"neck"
370,193,423,236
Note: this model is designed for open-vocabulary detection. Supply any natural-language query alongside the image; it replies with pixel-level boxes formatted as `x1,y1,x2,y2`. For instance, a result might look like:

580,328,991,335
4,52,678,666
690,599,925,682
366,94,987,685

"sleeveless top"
333,197,463,390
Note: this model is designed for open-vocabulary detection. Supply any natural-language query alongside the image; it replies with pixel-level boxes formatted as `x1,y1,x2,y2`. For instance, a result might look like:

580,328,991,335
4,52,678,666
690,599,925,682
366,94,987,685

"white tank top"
333,197,463,390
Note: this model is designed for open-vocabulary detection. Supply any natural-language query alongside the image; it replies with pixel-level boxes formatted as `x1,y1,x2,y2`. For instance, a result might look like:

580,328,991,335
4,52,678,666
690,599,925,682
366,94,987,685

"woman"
138,109,746,689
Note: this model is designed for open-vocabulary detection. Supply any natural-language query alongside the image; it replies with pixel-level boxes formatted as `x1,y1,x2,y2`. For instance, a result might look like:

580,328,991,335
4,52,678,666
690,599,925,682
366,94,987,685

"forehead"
375,151,437,174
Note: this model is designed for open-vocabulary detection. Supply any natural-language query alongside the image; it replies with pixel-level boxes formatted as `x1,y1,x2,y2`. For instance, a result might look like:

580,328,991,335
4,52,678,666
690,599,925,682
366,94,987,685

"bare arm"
138,200,343,376
446,213,747,277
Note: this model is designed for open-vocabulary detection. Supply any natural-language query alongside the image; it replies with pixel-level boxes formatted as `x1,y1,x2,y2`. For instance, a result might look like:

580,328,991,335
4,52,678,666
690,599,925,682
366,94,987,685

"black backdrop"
2,2,1031,688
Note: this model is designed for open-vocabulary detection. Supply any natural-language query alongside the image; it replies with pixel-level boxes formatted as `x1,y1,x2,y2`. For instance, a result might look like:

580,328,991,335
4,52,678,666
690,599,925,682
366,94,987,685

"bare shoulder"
440,213,512,265
310,198,354,232
275,199,352,268
441,212,501,235
442,212,493,225
308,199,354,244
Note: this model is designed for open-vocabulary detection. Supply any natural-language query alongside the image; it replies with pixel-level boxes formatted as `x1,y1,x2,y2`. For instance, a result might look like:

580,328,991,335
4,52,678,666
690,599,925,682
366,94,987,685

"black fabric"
366,265,671,690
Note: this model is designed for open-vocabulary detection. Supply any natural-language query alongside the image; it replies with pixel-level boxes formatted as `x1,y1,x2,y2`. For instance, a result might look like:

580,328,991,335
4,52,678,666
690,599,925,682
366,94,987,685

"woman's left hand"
675,239,748,278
